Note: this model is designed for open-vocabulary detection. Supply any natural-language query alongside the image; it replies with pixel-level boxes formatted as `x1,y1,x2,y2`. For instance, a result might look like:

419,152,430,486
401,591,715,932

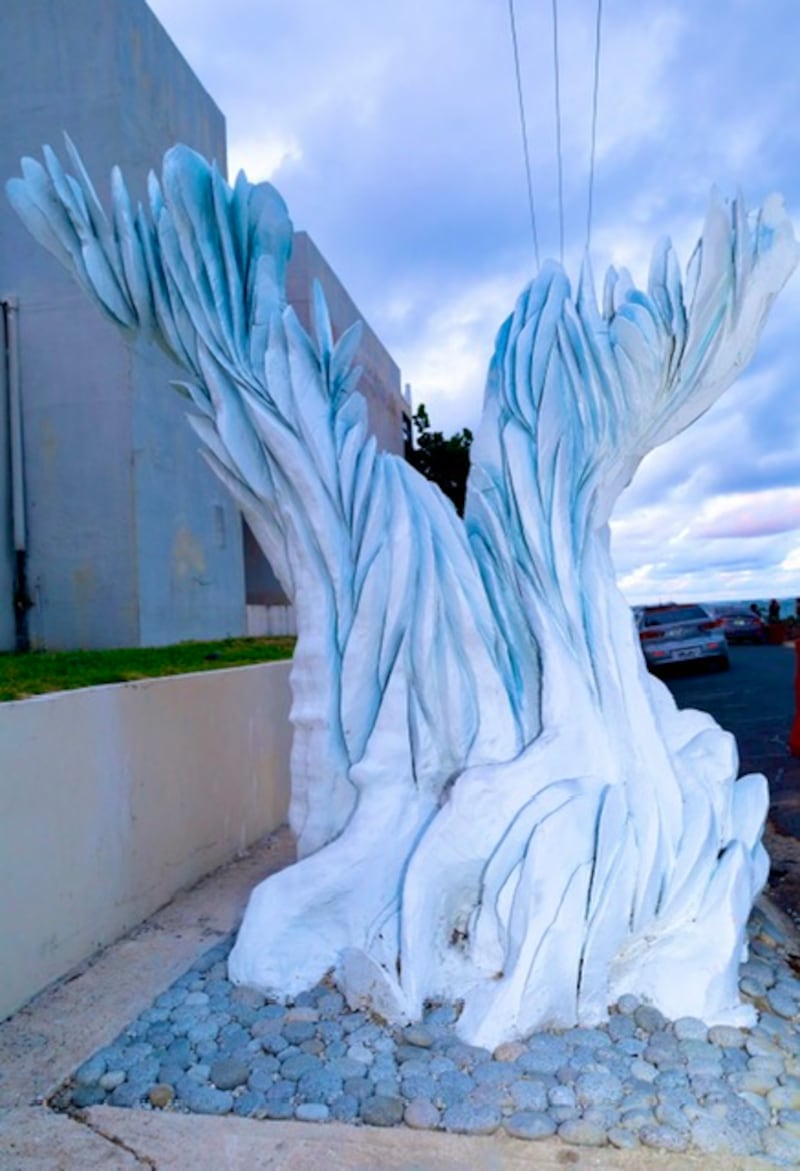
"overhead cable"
551,0,565,264
586,0,603,253
508,0,540,272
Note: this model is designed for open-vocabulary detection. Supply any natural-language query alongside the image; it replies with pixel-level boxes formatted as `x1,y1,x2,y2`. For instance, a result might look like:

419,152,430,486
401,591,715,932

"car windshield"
642,606,707,627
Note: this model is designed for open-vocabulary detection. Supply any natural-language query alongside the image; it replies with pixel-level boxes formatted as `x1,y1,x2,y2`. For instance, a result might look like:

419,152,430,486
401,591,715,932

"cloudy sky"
147,0,800,607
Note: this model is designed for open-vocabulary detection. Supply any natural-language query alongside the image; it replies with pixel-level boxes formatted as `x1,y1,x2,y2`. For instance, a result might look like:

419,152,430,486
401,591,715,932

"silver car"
637,603,729,673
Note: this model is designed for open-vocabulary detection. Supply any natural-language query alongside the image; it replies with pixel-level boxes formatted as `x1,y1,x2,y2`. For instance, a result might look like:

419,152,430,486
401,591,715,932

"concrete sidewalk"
0,828,781,1171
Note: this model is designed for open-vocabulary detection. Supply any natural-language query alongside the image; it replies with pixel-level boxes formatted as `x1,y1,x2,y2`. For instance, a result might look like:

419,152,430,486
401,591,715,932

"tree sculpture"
7,141,798,1048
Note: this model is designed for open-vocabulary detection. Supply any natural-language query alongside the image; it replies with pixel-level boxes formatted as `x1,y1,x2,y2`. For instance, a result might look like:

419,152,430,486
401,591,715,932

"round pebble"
768,1085,800,1111
74,1055,106,1086
640,1123,689,1152
517,1036,570,1075
509,1078,548,1111
575,1071,623,1107
558,1118,607,1146
148,1083,175,1108
404,1098,440,1129
708,1025,746,1049
441,1101,501,1135
630,1058,658,1083
98,1070,126,1091
767,990,797,1019
343,1076,372,1102
297,1067,343,1103
762,1126,800,1163
231,986,265,1010
330,1094,359,1122
634,1005,667,1033
777,1109,800,1138
107,1082,147,1108
674,1017,709,1042
56,923,800,1165
233,1090,266,1117
347,1043,374,1066
494,1041,527,1063
607,1015,635,1042
209,1057,249,1090
361,1095,405,1127
70,1084,107,1108
473,1061,515,1088
402,1025,433,1048
505,1110,556,1139
608,1126,640,1149
295,1102,329,1122
548,1084,576,1108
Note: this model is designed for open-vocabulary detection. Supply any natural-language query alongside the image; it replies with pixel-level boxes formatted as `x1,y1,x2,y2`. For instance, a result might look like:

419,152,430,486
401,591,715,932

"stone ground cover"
53,903,800,1165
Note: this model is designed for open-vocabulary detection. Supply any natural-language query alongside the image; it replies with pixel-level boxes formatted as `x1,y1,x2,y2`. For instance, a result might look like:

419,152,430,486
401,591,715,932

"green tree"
408,404,473,516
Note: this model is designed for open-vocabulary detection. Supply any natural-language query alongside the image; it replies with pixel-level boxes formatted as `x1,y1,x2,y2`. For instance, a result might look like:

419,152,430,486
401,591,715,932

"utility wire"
508,0,540,272
586,0,603,253
551,0,565,265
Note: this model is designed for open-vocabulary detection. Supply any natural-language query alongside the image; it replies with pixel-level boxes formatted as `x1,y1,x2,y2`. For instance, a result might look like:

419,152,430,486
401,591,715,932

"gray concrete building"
0,0,408,651
245,232,408,636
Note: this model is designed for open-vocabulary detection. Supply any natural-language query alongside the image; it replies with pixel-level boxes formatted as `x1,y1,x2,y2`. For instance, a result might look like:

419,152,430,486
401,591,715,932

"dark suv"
637,603,729,673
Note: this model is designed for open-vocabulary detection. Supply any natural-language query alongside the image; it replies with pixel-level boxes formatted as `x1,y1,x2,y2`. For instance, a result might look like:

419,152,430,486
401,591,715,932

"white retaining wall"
0,660,293,1021
246,603,297,637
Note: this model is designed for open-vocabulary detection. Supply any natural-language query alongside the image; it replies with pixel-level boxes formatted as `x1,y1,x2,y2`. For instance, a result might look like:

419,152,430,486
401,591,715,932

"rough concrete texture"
0,826,780,1171
0,1107,141,1169
0,1106,776,1170
0,830,295,1110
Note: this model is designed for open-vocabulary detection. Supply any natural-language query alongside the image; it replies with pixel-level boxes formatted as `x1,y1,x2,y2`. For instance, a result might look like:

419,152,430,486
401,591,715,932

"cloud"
685,490,800,540
146,0,800,603
230,135,304,183
391,271,528,432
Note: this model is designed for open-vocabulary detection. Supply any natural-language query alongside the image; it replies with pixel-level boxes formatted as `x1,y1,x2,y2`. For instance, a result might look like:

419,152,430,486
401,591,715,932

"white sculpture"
7,142,797,1048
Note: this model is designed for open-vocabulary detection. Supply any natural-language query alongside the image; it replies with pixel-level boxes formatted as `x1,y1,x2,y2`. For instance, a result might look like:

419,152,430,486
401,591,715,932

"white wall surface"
0,660,292,1021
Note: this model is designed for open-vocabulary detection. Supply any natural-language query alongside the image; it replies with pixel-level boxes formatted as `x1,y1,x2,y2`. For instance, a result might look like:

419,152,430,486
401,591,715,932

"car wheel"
716,655,730,672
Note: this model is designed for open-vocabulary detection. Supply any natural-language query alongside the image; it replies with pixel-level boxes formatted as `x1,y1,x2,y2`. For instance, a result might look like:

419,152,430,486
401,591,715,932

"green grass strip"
0,637,295,702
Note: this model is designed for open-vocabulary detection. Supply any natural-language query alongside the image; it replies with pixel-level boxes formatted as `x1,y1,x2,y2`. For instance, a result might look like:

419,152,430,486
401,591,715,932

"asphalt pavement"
661,640,800,922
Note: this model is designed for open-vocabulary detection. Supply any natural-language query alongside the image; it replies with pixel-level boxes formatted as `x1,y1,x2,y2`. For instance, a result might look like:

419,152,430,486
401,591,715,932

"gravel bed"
53,902,800,1164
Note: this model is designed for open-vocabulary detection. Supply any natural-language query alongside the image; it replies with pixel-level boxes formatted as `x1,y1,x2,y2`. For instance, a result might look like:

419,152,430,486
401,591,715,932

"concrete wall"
0,308,13,649
1,1,407,651
287,231,408,457
243,232,411,618
0,0,246,649
131,342,246,647
0,660,293,1022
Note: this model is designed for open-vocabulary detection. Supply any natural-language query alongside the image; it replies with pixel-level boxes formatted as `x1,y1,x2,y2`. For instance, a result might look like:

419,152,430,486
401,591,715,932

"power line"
586,0,603,253
507,0,540,272
551,0,565,265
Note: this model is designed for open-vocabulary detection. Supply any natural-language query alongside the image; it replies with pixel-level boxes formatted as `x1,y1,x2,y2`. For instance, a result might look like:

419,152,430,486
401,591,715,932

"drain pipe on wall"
2,297,31,651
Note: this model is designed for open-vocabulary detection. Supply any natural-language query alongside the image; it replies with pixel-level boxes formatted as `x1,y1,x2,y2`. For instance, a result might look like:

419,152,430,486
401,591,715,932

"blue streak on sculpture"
7,140,797,1046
